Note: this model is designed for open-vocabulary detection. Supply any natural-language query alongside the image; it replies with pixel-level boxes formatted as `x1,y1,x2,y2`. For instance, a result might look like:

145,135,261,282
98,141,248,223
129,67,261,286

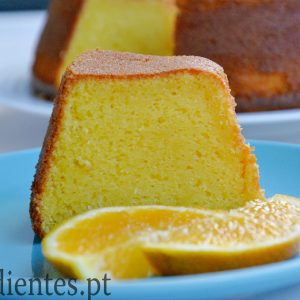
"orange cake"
30,50,263,238
32,0,300,112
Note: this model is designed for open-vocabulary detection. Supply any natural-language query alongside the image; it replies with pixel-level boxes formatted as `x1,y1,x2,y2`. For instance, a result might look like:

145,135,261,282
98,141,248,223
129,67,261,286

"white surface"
0,10,300,300
0,12,47,112
239,110,300,143
0,11,50,153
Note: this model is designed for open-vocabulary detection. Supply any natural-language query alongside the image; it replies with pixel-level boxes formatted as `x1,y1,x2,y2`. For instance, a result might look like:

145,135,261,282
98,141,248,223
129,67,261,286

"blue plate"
1,141,300,300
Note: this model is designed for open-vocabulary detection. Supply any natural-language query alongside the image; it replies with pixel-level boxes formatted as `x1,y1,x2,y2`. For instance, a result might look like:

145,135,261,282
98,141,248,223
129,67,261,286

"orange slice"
42,195,300,279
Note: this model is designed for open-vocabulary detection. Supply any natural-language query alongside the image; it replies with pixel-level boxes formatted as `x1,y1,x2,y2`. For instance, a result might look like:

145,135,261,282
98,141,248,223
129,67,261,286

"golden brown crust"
30,50,234,238
68,49,226,80
30,73,75,238
237,93,300,112
176,0,273,11
32,0,85,90
176,0,300,112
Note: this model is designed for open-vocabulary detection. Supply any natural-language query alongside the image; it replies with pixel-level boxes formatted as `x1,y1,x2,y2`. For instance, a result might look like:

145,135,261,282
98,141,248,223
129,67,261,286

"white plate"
1,11,300,147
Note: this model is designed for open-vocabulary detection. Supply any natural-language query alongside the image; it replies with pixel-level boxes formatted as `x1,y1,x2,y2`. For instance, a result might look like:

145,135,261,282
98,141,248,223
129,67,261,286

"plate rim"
1,141,300,299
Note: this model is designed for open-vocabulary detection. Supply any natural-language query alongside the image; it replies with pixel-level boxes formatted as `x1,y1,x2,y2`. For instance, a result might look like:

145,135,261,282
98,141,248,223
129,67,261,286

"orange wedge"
42,195,300,279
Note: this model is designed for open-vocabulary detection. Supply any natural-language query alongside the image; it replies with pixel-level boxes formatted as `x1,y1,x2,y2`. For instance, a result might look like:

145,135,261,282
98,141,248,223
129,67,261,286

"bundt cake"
30,50,263,238
32,0,300,112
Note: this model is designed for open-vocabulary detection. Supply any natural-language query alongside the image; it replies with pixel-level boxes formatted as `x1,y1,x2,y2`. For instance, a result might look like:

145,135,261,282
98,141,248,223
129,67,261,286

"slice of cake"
32,0,177,97
30,50,263,237
33,0,300,112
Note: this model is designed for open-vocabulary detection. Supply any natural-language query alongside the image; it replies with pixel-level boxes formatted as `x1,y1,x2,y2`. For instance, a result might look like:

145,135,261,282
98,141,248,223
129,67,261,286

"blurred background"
1,0,300,154
0,0,50,10
0,0,51,153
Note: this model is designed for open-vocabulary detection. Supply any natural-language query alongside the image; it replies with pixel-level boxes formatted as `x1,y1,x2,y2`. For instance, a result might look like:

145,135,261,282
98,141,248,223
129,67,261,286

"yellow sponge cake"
33,0,300,112
32,0,177,96
30,50,263,237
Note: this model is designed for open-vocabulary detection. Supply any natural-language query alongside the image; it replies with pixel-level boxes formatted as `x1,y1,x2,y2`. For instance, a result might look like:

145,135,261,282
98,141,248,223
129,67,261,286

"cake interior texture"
35,59,261,234
57,0,176,85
